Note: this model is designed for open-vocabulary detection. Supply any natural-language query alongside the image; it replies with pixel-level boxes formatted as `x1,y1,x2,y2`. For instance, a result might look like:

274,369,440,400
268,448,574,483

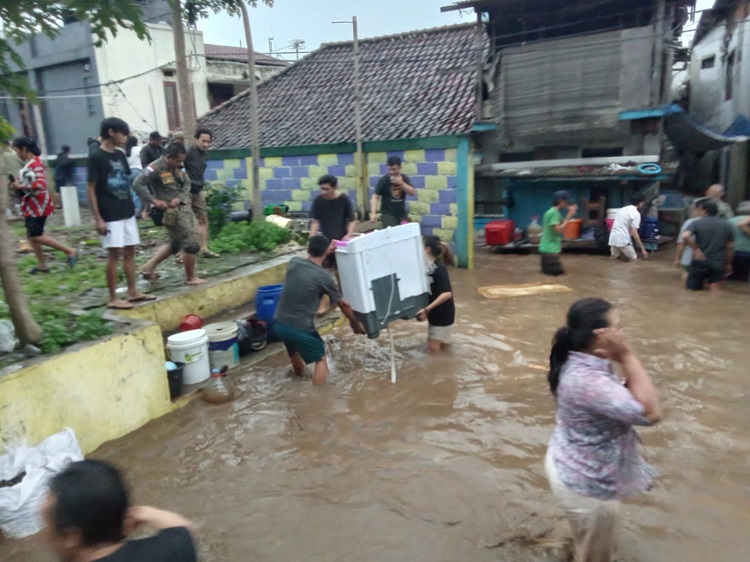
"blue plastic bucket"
256,284,284,324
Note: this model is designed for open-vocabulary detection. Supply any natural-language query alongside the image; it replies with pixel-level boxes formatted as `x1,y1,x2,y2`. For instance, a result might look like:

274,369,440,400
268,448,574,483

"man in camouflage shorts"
132,143,206,285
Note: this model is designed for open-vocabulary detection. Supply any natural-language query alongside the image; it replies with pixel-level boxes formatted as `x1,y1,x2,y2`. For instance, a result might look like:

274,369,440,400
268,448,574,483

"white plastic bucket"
167,329,210,384
607,208,621,220
205,322,240,370
266,214,293,228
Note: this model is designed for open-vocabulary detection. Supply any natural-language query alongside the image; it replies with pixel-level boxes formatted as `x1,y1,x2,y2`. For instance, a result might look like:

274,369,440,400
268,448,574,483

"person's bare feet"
185,277,207,285
107,299,134,310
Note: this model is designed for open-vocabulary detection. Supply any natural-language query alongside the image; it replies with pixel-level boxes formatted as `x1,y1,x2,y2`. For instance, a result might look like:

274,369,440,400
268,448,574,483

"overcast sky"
197,1,469,58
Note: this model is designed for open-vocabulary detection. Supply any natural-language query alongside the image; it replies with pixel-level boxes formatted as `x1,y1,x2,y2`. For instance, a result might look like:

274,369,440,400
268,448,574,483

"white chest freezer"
335,223,430,339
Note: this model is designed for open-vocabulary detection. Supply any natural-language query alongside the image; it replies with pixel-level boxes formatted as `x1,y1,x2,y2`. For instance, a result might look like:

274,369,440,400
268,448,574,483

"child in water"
416,235,455,352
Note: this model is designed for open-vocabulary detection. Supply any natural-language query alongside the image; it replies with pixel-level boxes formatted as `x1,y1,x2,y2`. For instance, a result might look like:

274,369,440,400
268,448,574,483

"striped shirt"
19,156,54,218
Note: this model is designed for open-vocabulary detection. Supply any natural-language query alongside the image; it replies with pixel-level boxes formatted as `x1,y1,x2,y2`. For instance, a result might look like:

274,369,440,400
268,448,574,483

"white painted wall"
690,18,750,132
93,23,210,136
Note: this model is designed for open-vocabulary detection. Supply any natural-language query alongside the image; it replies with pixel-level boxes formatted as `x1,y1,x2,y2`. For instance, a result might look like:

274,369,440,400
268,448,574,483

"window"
82,77,96,117
725,51,735,101
163,70,175,78
701,55,715,69
164,82,180,131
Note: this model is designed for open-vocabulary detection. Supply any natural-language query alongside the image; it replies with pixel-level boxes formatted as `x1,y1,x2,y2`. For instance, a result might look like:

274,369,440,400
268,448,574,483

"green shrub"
209,221,290,255
205,183,242,238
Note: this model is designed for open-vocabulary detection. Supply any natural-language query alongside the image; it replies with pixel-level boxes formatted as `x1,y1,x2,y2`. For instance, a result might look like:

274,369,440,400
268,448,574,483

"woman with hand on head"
545,298,661,562
416,235,455,352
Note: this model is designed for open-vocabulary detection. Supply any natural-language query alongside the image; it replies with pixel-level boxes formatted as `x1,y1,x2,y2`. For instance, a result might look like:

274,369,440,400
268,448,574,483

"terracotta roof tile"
199,24,486,149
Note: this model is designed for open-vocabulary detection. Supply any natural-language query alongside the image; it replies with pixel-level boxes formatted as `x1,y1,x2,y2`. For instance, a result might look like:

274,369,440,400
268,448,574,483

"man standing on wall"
133,143,206,286
88,117,155,309
608,194,649,262
184,128,218,257
370,156,416,227
539,190,578,276
140,131,164,168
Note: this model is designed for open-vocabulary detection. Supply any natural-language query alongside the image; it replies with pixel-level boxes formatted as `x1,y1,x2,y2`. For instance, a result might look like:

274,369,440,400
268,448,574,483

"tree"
170,0,197,137
0,2,149,345
185,0,274,223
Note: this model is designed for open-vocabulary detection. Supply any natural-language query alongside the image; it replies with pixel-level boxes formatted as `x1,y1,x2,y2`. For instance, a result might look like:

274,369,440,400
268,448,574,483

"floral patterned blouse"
548,351,657,500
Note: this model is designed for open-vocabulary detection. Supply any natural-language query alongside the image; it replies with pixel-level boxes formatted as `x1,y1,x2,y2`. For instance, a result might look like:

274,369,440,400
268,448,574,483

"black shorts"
541,253,564,276
323,253,337,270
686,260,725,290
25,216,47,238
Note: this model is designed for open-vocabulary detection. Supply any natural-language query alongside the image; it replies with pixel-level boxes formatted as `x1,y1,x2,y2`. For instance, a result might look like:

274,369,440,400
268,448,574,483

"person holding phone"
370,156,416,227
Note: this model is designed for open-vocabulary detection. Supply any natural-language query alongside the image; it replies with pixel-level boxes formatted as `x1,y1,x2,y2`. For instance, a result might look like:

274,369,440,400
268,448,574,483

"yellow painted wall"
0,324,170,455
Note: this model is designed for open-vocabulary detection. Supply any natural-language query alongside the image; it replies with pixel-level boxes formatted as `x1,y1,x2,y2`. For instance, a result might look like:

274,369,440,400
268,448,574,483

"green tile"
450,203,458,216
438,161,457,175
433,228,455,241
368,152,388,164
292,190,311,201
404,149,425,163
409,202,430,216
285,200,303,212
417,189,439,203
425,176,448,190
441,216,458,230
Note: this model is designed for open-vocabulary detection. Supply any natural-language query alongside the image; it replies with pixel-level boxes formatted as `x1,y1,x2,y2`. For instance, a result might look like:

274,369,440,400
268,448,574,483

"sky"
197,0,470,59
196,0,718,58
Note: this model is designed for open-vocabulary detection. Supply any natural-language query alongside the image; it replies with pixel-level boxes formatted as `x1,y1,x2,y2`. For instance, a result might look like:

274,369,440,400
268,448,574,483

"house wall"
493,27,655,154
690,17,750,133
203,140,473,266
94,23,211,136
0,21,104,155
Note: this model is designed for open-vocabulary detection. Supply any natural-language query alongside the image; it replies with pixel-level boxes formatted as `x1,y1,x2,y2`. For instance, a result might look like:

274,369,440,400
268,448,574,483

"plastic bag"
0,319,16,353
0,428,83,538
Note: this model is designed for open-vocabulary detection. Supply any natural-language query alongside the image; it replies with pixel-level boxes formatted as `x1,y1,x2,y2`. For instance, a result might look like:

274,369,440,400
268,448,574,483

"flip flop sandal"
128,294,157,303
107,301,134,310
201,251,221,258
141,272,161,281
29,267,51,274
67,254,78,267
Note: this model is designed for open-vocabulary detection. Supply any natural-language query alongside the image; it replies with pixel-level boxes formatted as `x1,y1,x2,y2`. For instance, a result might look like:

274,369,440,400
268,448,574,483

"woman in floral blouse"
11,137,77,273
546,298,662,562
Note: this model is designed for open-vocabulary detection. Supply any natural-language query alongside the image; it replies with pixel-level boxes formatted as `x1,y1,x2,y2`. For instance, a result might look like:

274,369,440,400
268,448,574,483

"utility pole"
474,10,484,121
290,39,306,60
239,0,262,223
334,17,366,219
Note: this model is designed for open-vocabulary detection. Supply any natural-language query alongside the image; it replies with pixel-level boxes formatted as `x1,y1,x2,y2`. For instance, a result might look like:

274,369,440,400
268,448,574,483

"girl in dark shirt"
416,235,456,352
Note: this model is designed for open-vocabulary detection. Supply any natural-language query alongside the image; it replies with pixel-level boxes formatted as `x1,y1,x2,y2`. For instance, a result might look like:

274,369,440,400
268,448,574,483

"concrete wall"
0,323,170,455
0,21,104,155
94,23,210,136
204,147,462,243
690,18,750,133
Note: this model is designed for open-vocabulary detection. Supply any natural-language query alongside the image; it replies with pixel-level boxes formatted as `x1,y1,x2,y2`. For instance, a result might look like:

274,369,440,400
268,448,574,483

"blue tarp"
723,115,750,137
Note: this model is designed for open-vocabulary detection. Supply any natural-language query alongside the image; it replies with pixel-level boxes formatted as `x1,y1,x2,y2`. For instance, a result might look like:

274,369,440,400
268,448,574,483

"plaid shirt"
19,156,54,218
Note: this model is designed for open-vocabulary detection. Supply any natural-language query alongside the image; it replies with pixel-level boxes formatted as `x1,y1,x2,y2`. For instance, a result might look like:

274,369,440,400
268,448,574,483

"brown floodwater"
2,249,749,561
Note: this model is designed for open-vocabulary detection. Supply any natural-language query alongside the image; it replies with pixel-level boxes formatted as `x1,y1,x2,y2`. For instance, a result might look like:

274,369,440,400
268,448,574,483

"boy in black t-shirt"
370,156,416,227
88,118,155,309
42,460,197,562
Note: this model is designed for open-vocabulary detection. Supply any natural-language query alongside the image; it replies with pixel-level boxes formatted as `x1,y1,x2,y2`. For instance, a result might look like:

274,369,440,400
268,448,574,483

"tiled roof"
204,44,289,67
199,24,485,149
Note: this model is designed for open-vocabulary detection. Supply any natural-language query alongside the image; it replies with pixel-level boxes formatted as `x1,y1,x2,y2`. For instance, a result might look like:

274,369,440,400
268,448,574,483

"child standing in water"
416,235,455,352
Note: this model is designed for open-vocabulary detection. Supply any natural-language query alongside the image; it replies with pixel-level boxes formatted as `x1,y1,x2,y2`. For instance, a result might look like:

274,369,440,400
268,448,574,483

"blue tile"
348,190,357,201
282,177,302,189
338,153,355,165
233,167,247,179
421,226,434,237
410,176,426,188
386,150,405,161
447,175,457,189
291,166,309,178
204,170,218,181
417,163,438,175
421,215,442,228
262,190,292,202
430,203,451,216
282,156,300,166
425,149,446,162
369,176,379,188
327,165,346,177
226,179,239,188
273,167,291,178
302,200,312,212
299,155,318,166
206,160,224,169
380,164,389,175
265,178,283,190
258,157,266,167
439,189,457,203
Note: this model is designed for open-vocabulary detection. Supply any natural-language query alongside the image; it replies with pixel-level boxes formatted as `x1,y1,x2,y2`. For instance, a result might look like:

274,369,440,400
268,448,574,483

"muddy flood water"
2,249,749,561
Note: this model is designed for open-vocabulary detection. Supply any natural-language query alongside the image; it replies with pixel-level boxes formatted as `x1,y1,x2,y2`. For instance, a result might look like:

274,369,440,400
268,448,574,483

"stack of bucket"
606,208,620,232
255,284,284,340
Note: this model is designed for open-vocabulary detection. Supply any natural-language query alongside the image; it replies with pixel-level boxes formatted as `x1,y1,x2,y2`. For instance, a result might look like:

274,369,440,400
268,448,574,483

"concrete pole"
240,0,263,223
475,10,484,121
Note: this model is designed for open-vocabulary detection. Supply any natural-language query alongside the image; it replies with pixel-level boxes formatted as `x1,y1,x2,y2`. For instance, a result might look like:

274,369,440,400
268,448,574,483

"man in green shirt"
540,190,578,276
728,201,750,281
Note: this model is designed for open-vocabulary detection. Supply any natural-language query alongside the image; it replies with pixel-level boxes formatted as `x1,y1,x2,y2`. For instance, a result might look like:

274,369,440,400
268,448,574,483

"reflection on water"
2,251,749,561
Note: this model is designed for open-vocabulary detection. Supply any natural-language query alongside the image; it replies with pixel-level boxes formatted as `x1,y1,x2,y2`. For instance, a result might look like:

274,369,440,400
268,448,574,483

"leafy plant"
209,221,290,255
0,117,15,144
205,184,242,238
33,307,113,354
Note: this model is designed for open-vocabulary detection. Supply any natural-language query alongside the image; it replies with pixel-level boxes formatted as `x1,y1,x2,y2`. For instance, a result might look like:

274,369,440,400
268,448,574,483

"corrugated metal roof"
204,44,289,67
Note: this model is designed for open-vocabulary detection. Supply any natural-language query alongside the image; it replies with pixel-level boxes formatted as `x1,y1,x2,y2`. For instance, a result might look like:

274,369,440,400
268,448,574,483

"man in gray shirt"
274,235,365,385
683,199,734,291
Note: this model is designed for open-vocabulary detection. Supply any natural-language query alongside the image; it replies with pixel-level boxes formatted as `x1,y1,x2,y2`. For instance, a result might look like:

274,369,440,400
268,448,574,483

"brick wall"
204,147,460,242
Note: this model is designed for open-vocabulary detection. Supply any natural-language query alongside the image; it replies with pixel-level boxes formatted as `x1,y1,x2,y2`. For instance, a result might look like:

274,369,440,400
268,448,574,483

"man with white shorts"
608,195,649,262
88,117,155,309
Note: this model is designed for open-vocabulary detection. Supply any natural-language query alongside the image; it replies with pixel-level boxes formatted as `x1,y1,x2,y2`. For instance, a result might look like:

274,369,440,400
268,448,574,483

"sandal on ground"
201,250,221,258
67,254,78,267
106,300,134,310
29,267,51,274
141,272,161,281
128,294,157,303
